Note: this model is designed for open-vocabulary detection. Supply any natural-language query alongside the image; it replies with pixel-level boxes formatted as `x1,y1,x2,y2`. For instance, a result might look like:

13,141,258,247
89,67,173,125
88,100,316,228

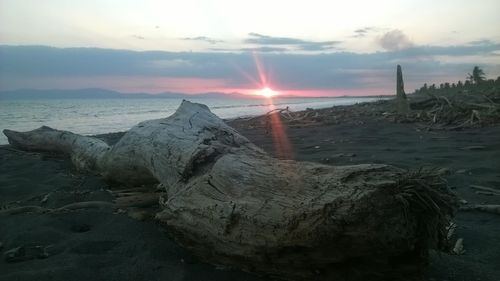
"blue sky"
1,0,499,96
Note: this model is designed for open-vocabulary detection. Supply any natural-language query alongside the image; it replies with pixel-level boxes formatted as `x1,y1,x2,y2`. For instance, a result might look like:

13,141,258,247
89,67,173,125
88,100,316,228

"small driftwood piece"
3,101,457,280
470,185,500,196
114,192,162,208
460,204,500,215
452,238,465,255
0,206,47,216
0,201,114,216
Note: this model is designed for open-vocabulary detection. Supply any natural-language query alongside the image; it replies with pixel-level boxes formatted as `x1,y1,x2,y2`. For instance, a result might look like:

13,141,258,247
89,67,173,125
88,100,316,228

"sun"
257,87,278,98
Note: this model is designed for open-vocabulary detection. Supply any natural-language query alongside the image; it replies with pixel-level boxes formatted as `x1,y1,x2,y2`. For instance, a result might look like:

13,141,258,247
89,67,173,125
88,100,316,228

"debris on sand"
460,204,500,215
452,238,465,255
4,245,50,263
233,68,500,132
470,184,500,196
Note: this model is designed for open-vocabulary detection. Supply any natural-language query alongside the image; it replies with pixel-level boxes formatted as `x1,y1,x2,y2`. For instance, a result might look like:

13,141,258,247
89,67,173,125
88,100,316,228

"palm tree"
467,66,486,84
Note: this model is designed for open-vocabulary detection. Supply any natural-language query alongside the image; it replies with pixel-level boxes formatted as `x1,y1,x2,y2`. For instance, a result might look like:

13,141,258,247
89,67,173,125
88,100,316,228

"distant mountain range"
0,88,258,100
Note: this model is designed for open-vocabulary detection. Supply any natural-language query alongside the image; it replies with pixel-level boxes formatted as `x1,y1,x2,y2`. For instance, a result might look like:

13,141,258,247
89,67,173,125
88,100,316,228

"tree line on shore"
414,66,500,95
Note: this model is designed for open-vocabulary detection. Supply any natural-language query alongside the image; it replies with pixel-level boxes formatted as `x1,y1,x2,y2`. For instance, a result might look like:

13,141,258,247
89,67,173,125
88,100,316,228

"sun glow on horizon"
256,87,278,98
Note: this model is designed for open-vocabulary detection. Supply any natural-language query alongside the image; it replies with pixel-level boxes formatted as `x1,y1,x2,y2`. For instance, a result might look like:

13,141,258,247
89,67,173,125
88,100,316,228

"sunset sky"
1,0,499,96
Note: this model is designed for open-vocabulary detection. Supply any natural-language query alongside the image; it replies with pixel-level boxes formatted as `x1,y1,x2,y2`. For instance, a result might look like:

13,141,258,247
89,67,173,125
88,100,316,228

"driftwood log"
3,101,456,280
396,64,409,113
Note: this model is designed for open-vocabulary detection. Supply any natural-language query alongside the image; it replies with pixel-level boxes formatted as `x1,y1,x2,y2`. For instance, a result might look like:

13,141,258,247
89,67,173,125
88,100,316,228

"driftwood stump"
3,101,456,280
396,64,409,113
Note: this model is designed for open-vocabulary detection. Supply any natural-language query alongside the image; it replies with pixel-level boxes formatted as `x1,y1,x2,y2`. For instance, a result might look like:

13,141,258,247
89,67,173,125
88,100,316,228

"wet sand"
1,109,499,280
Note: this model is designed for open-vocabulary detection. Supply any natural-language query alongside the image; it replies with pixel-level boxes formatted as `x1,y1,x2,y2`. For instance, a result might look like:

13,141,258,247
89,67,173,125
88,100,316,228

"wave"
124,109,167,115
210,100,313,110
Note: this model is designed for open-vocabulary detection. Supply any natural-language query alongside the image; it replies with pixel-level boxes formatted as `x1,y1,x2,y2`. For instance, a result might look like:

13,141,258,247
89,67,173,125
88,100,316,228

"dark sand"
1,111,499,280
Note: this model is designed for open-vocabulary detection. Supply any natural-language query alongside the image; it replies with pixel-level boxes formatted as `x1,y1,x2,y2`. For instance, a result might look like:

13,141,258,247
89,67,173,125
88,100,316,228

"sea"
0,96,384,145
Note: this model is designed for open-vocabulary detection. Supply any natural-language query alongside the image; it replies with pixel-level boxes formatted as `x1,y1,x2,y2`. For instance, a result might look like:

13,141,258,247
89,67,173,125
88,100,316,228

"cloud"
246,33,308,45
182,36,223,44
245,33,341,51
378,30,414,51
298,43,339,51
393,40,500,57
132,35,145,40
352,27,377,38
0,44,499,94
210,46,289,53
468,39,494,46
149,59,193,68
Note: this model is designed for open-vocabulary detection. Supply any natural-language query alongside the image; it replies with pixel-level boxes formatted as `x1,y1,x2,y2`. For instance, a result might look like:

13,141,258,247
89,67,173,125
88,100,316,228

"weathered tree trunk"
3,101,456,280
396,64,409,113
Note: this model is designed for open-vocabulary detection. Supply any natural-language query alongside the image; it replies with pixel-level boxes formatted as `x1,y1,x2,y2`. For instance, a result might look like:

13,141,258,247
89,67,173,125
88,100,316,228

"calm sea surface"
0,97,383,145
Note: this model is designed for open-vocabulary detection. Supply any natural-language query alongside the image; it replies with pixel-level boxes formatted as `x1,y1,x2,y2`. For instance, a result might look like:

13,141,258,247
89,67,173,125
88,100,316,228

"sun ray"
248,52,293,158
252,51,268,87
266,104,294,159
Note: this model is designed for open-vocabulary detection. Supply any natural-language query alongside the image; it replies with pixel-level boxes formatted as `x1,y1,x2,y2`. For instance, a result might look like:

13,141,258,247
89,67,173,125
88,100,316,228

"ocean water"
0,96,383,145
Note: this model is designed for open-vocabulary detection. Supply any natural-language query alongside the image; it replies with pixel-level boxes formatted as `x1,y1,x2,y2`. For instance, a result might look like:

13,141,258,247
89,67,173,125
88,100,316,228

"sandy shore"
1,104,499,280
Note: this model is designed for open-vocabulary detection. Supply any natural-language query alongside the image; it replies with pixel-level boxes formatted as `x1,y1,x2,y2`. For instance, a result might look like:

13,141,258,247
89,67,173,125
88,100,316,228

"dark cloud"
246,33,307,45
353,27,377,38
468,39,494,46
210,47,289,53
0,43,499,93
245,33,341,51
182,36,223,44
298,43,339,51
378,30,414,51
393,40,500,57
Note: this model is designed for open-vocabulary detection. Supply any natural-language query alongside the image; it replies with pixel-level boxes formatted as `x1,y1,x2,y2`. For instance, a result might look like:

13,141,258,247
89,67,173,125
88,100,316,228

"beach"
1,102,499,281
2,0,499,279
